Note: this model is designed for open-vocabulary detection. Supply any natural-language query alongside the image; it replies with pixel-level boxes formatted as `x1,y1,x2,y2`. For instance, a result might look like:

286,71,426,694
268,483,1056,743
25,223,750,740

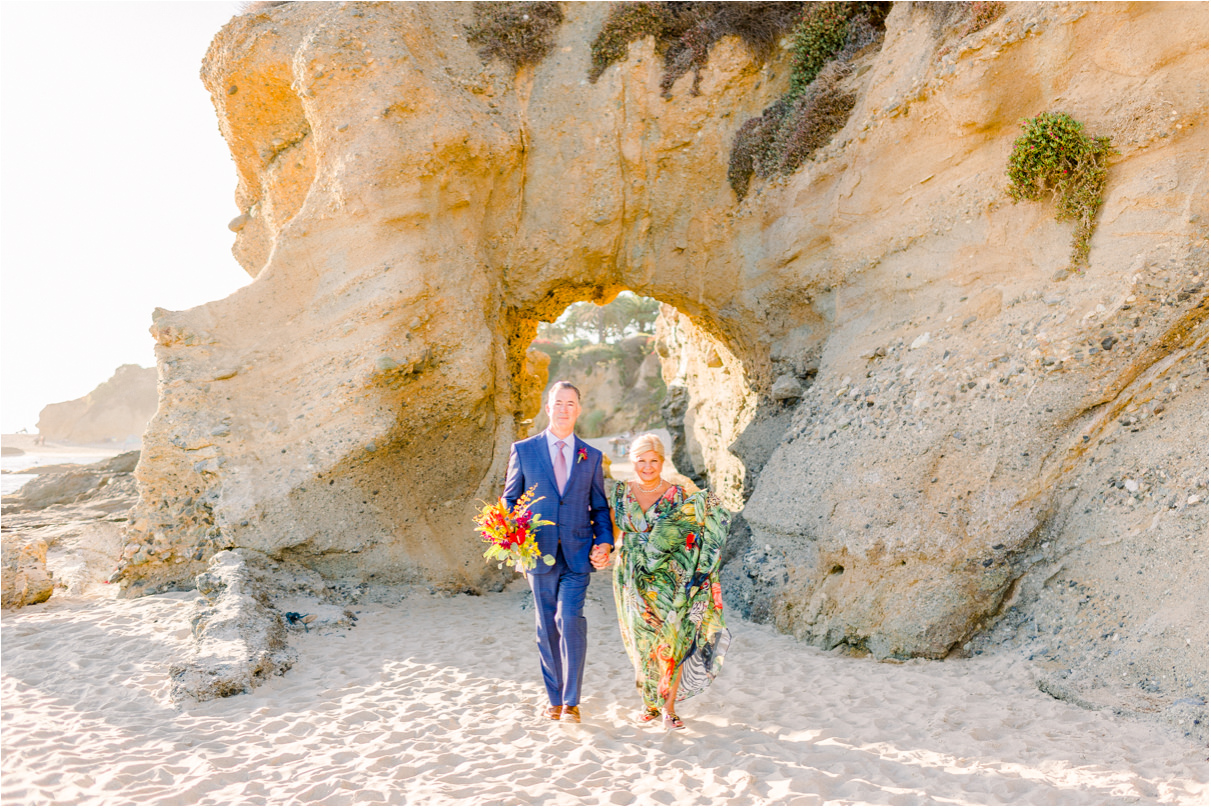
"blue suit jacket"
502,432,613,574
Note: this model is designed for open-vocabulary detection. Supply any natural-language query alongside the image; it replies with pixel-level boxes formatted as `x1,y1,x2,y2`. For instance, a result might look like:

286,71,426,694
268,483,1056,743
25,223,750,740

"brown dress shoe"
543,704,562,721
561,705,581,723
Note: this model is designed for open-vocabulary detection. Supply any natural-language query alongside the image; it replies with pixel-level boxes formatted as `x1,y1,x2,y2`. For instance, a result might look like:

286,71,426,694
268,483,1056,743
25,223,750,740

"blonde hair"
628,433,665,462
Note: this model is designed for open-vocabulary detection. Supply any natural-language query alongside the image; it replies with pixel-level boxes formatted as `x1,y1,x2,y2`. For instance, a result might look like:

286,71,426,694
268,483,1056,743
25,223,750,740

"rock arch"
121,2,1208,685
124,2,815,597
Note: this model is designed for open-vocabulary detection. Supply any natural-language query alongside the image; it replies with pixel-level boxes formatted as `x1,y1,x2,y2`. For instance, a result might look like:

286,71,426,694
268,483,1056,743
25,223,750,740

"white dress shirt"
544,429,576,491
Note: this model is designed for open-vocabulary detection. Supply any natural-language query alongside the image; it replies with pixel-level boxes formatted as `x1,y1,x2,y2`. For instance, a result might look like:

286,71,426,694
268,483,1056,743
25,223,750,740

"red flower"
685,532,696,550
577,447,588,464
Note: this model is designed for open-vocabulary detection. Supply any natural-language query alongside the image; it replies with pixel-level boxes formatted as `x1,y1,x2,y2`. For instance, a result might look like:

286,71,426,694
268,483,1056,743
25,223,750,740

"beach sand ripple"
2,575,1206,805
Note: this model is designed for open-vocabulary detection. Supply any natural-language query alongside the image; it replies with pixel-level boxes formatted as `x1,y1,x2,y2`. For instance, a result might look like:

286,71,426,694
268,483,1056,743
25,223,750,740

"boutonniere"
577,447,588,464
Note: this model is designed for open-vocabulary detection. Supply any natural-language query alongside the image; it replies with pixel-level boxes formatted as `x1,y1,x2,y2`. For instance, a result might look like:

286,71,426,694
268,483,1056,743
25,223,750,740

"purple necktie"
554,440,568,493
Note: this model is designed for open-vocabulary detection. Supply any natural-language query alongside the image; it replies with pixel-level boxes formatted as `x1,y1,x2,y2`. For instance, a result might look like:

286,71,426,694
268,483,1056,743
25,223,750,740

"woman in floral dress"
606,433,731,730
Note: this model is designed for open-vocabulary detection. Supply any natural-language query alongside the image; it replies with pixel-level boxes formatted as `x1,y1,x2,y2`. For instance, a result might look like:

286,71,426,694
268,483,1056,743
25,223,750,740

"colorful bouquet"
474,484,556,572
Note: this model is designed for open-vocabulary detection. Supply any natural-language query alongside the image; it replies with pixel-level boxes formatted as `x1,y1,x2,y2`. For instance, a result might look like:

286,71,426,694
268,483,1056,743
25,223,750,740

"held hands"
590,544,613,570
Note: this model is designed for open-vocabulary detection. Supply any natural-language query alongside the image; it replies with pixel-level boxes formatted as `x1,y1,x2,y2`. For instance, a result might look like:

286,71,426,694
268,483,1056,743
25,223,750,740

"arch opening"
506,288,770,516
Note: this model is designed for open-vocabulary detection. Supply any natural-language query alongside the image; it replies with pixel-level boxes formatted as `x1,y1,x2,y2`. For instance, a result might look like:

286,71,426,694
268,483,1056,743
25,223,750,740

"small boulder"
169,550,296,702
1,536,54,609
771,374,804,401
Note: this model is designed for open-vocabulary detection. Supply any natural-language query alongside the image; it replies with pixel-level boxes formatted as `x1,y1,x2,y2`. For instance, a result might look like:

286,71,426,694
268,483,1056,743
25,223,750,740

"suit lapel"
533,433,561,493
568,436,589,490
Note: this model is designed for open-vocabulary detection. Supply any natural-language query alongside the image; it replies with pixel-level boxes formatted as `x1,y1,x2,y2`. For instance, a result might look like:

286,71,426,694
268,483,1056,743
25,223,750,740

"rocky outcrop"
2,451,140,514
1,537,54,609
36,365,157,444
2,452,140,596
169,550,297,702
120,2,1205,726
517,348,552,433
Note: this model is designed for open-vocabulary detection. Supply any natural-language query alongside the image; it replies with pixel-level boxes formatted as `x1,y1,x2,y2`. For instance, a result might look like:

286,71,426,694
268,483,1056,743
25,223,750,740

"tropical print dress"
609,480,731,708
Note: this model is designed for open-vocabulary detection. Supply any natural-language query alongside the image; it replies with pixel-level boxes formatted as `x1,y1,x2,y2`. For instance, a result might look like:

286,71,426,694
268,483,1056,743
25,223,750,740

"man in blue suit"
503,381,614,723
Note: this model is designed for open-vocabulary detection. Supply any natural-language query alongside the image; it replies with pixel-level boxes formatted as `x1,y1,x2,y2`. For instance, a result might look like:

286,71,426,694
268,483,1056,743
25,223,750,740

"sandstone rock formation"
169,550,297,702
516,347,551,433
36,364,157,444
120,2,1205,729
1,536,54,609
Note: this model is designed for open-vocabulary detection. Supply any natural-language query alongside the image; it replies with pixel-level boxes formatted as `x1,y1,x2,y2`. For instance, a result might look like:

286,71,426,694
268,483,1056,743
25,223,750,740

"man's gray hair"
547,380,581,402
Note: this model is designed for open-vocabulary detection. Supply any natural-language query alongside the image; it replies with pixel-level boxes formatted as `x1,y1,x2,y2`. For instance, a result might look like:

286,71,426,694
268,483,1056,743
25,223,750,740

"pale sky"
1,1,252,433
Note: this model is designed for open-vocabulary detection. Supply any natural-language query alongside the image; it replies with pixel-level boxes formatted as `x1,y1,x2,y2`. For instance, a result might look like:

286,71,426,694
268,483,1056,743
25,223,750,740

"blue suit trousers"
527,544,590,707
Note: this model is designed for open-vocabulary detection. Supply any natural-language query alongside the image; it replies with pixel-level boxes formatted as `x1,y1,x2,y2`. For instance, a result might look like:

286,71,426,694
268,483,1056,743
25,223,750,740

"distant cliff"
37,364,157,444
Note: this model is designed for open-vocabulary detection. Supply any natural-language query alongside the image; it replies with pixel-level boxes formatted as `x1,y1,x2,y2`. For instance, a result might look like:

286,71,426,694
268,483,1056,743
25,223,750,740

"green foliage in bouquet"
474,485,556,572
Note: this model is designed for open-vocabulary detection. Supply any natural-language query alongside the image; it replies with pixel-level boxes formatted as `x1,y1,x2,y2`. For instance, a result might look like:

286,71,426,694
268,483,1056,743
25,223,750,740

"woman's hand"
590,543,613,569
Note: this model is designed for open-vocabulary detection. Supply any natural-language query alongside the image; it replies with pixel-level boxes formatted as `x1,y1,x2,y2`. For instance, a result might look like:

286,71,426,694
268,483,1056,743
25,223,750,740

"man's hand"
590,544,613,570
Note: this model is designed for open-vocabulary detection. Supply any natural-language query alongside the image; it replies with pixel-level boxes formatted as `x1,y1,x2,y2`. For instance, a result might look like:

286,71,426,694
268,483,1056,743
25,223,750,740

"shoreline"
2,432,137,458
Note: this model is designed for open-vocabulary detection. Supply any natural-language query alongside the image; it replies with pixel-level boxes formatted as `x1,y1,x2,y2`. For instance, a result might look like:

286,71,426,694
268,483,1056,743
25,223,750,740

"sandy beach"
2,571,1206,806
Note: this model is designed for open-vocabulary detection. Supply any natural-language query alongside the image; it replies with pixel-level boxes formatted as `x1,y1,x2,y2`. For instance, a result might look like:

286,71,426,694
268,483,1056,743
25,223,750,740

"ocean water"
1,451,124,497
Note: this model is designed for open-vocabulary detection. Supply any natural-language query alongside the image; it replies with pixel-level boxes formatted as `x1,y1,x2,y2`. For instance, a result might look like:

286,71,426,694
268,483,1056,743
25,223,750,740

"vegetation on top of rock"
919,1,1007,57
588,2,673,82
787,2,857,97
465,1,564,72
729,3,888,200
589,2,805,96
729,63,857,199
1007,111,1114,270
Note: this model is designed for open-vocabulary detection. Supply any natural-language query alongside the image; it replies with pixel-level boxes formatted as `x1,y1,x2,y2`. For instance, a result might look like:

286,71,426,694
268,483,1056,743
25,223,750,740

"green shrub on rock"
729,3,886,200
1007,111,1113,269
787,2,854,97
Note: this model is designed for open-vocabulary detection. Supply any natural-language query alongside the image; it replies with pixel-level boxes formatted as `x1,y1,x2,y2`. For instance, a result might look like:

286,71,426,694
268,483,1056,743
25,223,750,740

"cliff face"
37,364,157,444
121,1,1205,728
